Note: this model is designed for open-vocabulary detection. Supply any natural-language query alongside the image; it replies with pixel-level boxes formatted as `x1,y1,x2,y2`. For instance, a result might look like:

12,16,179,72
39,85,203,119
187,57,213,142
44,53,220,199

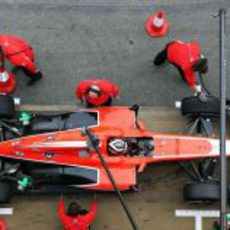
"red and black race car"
0,95,227,203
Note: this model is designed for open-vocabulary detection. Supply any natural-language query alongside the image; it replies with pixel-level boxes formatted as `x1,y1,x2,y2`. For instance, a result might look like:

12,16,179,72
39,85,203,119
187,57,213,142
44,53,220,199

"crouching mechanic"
58,197,97,230
154,40,208,94
0,34,43,85
76,79,119,107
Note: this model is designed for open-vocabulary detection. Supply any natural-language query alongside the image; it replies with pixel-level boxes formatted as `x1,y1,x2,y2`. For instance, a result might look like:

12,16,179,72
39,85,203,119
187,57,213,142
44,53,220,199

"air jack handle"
82,127,139,230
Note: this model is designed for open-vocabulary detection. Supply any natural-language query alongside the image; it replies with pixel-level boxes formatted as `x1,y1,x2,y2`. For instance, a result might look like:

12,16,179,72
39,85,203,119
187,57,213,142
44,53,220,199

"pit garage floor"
1,0,230,229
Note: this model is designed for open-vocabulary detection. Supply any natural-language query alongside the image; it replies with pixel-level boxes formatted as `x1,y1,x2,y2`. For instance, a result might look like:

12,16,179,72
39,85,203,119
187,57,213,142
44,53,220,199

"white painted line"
175,209,220,217
0,208,13,215
175,209,220,230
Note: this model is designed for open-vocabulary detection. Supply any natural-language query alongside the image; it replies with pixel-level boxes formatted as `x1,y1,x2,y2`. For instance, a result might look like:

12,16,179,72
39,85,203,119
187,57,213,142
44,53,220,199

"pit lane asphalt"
0,0,229,106
1,2,229,229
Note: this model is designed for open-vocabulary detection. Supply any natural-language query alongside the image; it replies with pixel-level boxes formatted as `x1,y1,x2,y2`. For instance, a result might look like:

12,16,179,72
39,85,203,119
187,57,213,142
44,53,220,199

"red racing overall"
166,40,201,87
76,79,119,107
58,198,97,230
154,40,204,90
0,35,42,84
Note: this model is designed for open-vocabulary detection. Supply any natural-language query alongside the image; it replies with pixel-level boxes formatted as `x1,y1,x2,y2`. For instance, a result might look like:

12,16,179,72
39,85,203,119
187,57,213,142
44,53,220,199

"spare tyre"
181,95,220,117
0,95,15,118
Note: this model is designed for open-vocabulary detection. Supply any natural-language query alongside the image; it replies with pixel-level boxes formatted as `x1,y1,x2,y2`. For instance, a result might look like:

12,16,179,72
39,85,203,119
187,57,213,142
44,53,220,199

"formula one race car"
0,95,227,203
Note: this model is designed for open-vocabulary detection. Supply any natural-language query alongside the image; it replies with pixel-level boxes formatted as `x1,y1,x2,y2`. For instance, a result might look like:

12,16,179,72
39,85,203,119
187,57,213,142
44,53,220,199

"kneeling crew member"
58,197,97,230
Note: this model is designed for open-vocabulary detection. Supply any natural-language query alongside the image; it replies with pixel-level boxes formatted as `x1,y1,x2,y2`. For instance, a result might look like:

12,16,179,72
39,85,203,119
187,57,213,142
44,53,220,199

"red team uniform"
76,79,119,107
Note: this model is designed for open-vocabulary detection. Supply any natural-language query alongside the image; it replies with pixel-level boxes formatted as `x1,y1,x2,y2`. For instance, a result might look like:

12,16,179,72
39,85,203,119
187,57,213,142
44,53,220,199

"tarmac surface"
0,0,229,105
0,1,230,230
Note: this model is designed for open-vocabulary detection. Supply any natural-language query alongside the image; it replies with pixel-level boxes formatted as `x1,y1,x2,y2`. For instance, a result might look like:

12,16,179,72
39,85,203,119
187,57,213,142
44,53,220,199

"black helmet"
193,56,208,74
67,202,81,216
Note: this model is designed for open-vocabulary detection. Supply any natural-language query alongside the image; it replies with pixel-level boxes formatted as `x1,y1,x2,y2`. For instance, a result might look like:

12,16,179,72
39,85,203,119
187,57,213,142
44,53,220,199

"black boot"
27,71,43,86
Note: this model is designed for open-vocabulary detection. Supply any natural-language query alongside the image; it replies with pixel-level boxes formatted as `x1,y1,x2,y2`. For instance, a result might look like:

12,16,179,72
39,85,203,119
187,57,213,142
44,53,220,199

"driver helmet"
108,138,128,156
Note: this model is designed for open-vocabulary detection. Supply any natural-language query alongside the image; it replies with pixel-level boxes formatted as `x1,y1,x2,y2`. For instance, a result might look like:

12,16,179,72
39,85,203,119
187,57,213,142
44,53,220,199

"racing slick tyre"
183,182,220,202
153,49,167,66
181,95,220,117
0,182,12,203
0,95,15,118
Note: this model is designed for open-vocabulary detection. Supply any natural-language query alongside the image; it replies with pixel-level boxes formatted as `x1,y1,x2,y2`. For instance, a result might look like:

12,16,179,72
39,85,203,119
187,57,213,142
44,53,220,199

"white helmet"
108,138,128,156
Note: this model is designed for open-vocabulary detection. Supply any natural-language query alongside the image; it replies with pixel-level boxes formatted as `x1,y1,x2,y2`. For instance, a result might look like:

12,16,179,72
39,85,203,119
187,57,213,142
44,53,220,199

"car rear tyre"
183,182,220,202
0,95,15,118
181,95,220,117
153,49,167,66
0,182,12,203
